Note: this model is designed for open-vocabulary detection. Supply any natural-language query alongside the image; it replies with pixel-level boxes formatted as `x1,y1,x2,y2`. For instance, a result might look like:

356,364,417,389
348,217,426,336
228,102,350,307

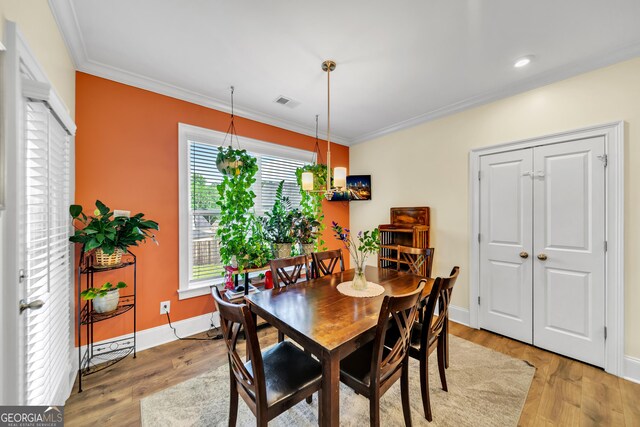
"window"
178,124,311,299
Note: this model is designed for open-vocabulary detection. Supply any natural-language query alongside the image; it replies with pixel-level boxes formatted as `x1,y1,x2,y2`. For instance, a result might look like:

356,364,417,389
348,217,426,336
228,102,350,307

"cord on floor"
164,311,222,341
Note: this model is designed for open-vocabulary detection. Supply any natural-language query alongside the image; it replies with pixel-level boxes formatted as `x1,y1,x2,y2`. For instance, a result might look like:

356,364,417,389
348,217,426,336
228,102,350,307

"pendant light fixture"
301,115,323,191
302,60,347,200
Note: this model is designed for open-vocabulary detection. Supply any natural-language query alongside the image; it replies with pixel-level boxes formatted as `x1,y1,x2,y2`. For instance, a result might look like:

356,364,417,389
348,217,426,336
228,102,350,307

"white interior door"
479,150,533,344
532,137,606,367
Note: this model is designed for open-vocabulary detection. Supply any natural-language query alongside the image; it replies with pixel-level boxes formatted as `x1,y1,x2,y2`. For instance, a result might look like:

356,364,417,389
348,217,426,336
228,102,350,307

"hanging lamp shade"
301,171,314,191
333,166,347,189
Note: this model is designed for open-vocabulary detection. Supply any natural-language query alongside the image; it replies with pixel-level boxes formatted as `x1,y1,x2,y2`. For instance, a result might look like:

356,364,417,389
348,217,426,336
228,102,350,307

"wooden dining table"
245,265,434,427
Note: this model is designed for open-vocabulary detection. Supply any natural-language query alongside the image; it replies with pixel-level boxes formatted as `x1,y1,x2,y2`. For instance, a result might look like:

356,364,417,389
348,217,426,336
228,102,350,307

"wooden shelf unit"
379,207,431,276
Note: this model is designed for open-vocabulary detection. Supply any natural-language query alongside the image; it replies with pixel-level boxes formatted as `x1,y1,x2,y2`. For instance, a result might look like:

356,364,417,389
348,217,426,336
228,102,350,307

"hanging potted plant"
69,200,159,267
263,181,295,259
80,281,127,314
216,147,259,272
216,146,245,175
296,163,328,251
290,209,321,255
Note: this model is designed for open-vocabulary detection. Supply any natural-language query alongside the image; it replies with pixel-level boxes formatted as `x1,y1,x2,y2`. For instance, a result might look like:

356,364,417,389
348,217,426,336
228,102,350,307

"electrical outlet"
160,301,170,314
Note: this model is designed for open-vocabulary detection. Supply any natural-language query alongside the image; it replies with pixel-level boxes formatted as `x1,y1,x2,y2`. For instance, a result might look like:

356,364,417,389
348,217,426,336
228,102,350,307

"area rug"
140,335,534,426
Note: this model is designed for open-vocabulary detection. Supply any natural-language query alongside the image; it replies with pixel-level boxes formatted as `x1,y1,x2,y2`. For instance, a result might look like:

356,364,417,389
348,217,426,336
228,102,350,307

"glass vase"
352,264,368,291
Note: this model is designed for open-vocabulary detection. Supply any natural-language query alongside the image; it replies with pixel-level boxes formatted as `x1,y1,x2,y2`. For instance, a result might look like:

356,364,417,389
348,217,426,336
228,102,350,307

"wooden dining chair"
212,287,323,427
270,255,310,343
311,249,344,278
339,282,425,427
397,246,435,278
270,255,310,288
410,266,459,421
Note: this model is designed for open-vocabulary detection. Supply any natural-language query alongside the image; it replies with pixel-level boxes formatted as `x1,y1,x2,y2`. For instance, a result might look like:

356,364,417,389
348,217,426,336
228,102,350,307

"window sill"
178,281,222,300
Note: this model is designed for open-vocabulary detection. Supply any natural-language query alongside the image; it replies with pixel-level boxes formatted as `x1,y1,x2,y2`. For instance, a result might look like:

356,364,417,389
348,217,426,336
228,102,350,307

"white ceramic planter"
93,289,120,313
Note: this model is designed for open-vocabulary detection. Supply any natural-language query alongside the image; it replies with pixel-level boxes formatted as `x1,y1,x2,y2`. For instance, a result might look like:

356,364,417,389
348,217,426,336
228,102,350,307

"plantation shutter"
23,101,72,405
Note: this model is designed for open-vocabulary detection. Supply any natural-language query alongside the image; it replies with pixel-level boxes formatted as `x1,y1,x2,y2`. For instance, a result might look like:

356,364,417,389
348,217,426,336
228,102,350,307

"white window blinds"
23,101,72,405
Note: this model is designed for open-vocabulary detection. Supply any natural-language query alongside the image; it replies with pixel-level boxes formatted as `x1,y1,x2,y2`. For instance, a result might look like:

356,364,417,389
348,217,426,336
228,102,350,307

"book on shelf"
224,285,259,300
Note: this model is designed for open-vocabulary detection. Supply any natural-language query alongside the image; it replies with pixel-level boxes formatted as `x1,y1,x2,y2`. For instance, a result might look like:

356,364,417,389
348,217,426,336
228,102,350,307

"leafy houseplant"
69,200,159,267
331,222,380,290
216,147,261,272
291,209,321,255
216,146,245,175
296,164,327,251
262,181,295,259
80,281,127,314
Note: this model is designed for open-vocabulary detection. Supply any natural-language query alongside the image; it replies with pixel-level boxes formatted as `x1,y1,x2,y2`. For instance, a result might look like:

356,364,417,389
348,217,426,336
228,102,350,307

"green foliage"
331,222,380,271
69,200,159,254
191,173,219,211
216,147,263,271
243,216,273,269
295,164,327,250
290,209,321,244
80,281,127,300
262,181,294,244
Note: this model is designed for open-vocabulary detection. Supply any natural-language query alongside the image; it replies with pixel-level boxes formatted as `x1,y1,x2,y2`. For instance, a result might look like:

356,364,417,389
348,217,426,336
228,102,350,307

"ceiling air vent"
273,95,300,108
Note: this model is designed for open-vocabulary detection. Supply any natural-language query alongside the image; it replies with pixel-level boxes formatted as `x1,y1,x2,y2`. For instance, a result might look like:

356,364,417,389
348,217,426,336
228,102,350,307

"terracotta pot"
93,289,120,313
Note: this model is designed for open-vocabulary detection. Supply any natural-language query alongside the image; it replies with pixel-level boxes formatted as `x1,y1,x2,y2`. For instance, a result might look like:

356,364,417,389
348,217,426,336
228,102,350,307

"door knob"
519,251,529,259
537,254,548,261
19,299,44,314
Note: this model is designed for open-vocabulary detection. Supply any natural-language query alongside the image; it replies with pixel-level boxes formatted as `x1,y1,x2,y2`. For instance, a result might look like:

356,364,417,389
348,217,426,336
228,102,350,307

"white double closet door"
479,137,606,367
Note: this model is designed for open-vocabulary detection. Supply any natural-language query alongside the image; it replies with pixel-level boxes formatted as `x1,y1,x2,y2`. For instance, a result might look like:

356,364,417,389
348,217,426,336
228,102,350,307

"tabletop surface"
246,266,433,353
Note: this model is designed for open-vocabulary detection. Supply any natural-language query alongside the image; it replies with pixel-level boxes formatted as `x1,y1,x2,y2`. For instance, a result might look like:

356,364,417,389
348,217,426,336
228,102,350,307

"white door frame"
469,121,624,376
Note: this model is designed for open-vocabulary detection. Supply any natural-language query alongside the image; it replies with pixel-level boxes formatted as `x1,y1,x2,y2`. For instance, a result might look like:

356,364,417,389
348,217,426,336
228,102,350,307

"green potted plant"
69,200,159,267
262,181,295,259
216,147,259,272
296,164,327,251
80,281,127,313
216,146,245,175
290,209,321,255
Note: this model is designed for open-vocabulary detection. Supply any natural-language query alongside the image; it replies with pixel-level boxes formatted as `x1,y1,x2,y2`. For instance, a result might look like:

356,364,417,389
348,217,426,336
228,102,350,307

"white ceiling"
51,0,640,145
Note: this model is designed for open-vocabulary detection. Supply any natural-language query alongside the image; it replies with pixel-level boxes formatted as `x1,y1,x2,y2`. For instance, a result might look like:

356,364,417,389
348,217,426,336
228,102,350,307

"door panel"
533,137,605,367
479,150,533,343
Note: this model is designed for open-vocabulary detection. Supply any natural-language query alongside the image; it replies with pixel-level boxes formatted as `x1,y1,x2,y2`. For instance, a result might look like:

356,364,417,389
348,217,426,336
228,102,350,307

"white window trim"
177,123,313,299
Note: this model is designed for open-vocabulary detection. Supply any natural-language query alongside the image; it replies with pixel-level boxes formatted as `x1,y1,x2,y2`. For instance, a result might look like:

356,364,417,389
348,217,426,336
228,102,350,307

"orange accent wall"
75,72,350,343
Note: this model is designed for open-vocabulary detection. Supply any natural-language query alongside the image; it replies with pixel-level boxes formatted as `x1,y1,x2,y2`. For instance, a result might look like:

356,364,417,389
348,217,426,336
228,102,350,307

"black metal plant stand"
77,249,137,392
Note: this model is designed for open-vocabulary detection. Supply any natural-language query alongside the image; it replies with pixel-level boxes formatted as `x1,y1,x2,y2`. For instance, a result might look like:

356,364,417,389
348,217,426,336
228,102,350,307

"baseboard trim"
75,311,220,361
623,355,640,384
449,305,470,326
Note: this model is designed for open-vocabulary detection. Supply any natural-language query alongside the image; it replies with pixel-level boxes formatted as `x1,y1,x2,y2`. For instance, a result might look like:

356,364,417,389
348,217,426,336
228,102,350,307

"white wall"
0,0,75,116
350,57,640,359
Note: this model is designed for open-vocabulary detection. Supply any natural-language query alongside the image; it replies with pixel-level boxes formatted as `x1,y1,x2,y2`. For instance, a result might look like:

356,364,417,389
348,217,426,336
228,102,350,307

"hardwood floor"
64,322,640,426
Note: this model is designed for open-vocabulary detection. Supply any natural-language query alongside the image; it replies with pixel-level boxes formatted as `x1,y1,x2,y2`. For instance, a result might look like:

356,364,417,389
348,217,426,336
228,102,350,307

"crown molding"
78,59,350,146
351,40,640,145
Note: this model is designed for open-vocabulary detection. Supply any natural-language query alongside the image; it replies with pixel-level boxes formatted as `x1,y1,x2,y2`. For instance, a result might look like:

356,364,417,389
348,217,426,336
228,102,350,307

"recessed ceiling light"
514,56,533,68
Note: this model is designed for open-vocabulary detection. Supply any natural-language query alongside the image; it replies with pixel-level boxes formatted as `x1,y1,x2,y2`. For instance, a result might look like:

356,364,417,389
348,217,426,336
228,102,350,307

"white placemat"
337,281,385,298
